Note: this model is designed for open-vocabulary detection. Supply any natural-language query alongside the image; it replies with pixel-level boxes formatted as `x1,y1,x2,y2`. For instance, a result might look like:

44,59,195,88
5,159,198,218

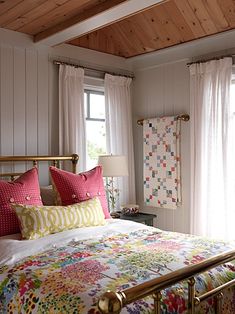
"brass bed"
0,155,235,314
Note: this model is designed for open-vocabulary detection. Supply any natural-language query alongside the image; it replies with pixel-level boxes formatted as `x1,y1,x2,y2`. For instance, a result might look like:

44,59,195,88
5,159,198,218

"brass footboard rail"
98,249,235,314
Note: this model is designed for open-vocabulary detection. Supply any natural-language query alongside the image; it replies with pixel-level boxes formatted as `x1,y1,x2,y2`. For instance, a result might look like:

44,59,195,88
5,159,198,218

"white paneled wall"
132,60,190,233
0,44,50,183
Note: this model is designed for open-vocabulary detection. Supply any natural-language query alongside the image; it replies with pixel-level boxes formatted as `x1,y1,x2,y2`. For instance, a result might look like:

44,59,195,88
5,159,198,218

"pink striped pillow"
0,168,43,236
49,166,110,219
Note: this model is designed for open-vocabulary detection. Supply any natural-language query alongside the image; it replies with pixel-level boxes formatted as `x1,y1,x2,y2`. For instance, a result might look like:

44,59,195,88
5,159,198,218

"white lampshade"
98,155,128,177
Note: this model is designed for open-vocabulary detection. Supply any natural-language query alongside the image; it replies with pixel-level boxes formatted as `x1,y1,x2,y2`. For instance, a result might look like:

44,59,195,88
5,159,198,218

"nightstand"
119,212,156,226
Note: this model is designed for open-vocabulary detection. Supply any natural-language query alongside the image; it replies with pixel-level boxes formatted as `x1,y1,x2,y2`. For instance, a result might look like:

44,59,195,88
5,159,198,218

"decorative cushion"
0,168,42,236
12,197,106,240
49,166,110,218
40,185,56,206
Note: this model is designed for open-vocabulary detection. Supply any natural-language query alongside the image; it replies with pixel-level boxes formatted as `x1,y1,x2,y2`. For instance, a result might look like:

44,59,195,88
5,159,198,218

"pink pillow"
49,166,110,219
0,168,43,236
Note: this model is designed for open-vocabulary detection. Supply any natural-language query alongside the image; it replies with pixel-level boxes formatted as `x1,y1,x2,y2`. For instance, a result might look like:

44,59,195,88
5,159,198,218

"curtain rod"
187,54,235,67
53,60,135,79
137,114,190,126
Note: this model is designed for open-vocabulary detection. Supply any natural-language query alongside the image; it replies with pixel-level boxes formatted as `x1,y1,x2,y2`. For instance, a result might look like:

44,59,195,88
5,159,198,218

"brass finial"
98,290,125,314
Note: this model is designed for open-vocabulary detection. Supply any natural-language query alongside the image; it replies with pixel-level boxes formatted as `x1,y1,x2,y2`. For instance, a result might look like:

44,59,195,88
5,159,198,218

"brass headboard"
0,154,79,181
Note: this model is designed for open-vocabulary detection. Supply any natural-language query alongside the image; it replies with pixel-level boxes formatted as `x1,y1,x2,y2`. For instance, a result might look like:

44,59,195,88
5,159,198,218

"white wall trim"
51,44,133,74
134,58,190,72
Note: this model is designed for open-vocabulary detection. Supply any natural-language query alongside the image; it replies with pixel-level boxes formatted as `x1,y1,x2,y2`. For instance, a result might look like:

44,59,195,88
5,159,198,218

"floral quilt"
0,228,235,314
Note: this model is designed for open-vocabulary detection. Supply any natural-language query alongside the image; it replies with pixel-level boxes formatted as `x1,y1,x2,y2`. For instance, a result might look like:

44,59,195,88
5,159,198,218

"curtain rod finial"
178,114,190,121
137,119,144,126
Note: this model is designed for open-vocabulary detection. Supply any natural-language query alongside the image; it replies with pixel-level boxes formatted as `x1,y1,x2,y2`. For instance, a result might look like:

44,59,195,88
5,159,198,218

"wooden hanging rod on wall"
53,60,135,79
137,114,190,126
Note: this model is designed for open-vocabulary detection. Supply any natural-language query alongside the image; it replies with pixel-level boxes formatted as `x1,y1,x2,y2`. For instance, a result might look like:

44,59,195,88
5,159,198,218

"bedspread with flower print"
0,229,235,314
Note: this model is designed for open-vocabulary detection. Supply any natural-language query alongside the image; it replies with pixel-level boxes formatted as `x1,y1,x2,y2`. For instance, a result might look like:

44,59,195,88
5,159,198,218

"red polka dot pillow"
49,166,110,219
0,168,42,236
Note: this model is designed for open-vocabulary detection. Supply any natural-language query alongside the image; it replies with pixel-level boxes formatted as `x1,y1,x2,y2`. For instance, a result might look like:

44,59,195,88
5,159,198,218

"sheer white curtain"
190,58,235,240
104,74,136,207
59,65,86,171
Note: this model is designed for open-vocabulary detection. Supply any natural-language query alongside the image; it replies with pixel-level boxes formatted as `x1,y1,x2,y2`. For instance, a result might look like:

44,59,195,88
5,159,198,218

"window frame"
84,89,105,122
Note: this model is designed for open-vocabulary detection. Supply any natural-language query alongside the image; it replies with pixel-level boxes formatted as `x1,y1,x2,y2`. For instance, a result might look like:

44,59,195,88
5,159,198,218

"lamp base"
110,211,120,218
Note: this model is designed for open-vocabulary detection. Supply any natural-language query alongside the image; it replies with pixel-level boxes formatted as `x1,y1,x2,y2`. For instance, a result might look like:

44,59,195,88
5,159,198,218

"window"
84,90,106,169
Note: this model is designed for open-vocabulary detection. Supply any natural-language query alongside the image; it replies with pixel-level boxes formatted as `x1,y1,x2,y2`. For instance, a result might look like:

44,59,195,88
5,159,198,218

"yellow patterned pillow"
12,197,106,240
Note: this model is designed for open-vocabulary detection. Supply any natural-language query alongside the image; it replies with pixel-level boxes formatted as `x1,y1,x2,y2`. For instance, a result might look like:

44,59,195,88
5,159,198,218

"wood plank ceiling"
0,0,127,36
69,0,235,57
0,0,235,58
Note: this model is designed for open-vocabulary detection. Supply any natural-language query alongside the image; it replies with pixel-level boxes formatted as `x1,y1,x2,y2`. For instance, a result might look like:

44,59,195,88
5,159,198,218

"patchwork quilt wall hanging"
143,116,181,209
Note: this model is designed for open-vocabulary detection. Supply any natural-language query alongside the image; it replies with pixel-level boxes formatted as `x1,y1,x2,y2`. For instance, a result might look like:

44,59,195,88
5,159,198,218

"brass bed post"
188,277,196,314
71,153,79,173
216,292,223,314
152,291,162,314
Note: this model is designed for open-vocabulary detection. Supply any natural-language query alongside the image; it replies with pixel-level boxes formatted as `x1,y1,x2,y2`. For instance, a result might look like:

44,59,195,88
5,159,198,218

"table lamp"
98,155,128,216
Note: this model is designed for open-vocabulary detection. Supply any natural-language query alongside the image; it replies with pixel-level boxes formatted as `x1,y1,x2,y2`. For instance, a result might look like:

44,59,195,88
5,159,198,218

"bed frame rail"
98,249,235,314
0,154,79,180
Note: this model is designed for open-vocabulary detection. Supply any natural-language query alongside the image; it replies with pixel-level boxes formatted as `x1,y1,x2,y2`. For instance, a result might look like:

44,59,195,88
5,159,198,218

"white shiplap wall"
0,44,50,183
132,60,191,233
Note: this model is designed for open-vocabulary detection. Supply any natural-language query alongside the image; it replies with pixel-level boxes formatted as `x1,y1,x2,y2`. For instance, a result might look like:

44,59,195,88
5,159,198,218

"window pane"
86,120,106,169
90,93,105,119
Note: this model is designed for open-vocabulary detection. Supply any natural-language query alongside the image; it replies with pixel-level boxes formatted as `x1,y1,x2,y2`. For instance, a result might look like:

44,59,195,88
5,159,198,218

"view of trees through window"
84,90,106,169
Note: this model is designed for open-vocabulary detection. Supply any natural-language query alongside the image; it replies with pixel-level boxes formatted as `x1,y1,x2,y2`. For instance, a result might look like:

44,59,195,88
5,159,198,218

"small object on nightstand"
110,211,120,218
120,204,139,216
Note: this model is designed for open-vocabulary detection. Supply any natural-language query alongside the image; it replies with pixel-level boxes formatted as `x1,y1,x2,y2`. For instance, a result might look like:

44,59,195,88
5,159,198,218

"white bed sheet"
0,219,152,266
